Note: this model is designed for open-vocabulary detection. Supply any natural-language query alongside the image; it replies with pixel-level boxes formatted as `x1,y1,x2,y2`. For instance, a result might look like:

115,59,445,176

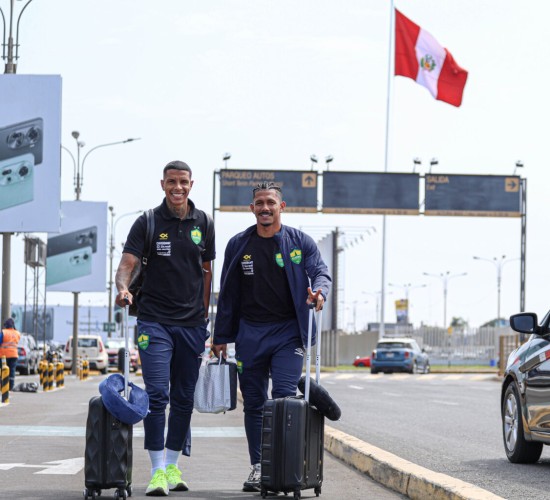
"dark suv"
16,334,40,375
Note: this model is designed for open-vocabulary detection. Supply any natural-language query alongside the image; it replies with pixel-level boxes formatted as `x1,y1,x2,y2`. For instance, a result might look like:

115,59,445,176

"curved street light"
65,132,140,200
60,132,140,372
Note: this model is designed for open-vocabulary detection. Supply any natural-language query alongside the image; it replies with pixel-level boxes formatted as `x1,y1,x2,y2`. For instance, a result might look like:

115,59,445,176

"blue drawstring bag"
99,373,149,425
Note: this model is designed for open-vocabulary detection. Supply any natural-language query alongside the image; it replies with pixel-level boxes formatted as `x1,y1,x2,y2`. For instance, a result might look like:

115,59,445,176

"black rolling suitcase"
84,305,133,500
260,306,324,499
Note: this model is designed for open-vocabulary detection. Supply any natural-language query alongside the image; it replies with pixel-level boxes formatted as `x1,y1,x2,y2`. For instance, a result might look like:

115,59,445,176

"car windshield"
105,340,125,349
78,338,98,348
378,342,412,350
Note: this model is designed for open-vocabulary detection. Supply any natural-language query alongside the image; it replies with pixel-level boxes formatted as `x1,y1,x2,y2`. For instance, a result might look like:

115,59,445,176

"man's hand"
211,343,227,359
307,287,324,311
115,290,133,308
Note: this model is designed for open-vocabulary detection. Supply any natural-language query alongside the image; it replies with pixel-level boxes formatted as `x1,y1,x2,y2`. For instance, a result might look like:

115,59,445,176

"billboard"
219,169,318,212
424,174,522,217
322,172,420,214
46,201,108,292
0,75,62,232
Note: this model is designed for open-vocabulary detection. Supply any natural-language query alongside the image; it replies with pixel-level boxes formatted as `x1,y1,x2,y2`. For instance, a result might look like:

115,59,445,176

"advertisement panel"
0,75,62,232
46,201,108,292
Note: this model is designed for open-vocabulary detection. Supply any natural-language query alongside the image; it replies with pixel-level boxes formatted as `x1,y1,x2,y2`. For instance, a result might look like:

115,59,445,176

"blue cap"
99,374,149,425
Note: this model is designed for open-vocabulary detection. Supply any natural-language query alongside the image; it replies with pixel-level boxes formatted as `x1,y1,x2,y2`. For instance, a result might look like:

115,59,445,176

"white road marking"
431,400,459,406
0,425,245,438
348,385,364,390
0,458,84,475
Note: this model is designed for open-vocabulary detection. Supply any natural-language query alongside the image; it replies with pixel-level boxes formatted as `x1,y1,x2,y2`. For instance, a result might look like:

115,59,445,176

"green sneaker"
165,464,189,491
145,469,169,496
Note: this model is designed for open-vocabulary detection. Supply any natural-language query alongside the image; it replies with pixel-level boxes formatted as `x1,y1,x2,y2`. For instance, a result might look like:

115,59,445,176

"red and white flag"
394,9,468,107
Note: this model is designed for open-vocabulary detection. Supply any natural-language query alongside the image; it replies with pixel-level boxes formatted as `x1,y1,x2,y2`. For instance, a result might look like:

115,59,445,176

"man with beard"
212,181,331,492
115,160,214,496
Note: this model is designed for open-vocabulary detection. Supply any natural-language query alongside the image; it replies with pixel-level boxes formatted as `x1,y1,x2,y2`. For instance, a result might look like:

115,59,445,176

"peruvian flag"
395,9,468,107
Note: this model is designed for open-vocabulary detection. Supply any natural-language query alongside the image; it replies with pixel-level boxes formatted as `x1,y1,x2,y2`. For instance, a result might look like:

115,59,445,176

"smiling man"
115,160,215,496
212,181,331,493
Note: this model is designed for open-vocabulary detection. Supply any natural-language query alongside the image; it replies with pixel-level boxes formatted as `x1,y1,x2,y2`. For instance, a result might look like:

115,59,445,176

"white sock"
148,449,165,475
165,448,180,467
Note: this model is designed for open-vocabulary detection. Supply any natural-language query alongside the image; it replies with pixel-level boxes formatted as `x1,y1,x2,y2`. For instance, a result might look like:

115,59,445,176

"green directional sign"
219,170,318,212
103,322,116,332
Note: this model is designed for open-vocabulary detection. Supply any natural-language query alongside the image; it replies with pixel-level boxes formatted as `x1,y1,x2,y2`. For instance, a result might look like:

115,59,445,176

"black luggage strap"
142,209,155,268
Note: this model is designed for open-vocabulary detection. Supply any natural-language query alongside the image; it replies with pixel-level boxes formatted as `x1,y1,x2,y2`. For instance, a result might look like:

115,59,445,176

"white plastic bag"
194,357,232,414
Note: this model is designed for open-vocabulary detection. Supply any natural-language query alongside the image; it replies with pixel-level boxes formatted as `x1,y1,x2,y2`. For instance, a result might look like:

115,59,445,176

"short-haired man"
212,182,331,492
115,160,215,496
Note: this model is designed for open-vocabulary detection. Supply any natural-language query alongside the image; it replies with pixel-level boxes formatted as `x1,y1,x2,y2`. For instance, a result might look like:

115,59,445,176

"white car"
63,334,108,374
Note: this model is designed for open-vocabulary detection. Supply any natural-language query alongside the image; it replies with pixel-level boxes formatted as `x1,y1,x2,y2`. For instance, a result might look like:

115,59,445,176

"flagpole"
379,0,395,340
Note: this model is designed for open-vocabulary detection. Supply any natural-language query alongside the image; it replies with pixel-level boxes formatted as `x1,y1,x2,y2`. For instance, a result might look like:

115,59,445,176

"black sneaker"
242,463,261,492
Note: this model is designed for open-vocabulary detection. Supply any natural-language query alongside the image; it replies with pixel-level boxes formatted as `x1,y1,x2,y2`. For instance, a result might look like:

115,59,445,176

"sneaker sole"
169,482,189,492
145,487,169,496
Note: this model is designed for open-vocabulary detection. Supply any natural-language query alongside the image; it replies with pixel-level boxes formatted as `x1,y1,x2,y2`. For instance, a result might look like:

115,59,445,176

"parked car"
353,355,371,368
104,338,140,372
501,310,550,463
370,337,430,374
63,335,108,374
16,334,41,375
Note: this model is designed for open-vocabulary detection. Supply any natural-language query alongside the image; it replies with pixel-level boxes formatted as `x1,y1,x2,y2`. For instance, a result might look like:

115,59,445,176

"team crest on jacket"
290,248,302,264
275,252,284,268
190,227,202,244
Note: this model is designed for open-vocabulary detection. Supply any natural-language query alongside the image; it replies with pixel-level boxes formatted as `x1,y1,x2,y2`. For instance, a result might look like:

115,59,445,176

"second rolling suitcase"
260,306,324,499
83,304,136,500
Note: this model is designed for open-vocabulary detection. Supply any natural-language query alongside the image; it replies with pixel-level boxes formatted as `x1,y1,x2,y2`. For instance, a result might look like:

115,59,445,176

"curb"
324,426,505,500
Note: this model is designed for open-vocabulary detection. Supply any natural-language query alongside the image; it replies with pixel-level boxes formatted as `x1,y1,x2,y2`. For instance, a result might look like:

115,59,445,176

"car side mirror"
510,312,539,334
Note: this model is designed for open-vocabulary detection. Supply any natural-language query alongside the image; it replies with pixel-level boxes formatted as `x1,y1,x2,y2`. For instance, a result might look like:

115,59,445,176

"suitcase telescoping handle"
304,304,323,403
123,302,130,400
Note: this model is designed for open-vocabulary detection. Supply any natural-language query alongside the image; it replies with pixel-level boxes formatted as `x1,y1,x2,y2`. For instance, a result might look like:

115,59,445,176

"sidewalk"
0,373,404,500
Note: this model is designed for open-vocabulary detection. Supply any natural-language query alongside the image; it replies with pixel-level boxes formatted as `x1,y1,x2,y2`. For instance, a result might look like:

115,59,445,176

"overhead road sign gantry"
322,171,420,215
424,174,521,217
219,169,318,212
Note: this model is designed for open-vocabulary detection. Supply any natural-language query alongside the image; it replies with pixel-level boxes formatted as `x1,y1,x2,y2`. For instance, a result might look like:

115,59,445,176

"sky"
0,0,547,331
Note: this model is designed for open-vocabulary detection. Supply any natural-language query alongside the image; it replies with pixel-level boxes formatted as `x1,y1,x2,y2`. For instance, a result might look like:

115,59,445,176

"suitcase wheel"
83,488,101,499
113,488,127,499
315,485,321,496
293,491,301,499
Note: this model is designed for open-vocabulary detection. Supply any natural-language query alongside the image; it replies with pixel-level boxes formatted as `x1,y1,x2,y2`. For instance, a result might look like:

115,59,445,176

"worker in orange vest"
1,318,21,390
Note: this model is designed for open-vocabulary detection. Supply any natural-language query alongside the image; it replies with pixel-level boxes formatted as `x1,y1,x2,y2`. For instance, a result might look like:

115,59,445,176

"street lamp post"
61,132,140,373
108,208,142,336
423,271,467,328
473,255,518,325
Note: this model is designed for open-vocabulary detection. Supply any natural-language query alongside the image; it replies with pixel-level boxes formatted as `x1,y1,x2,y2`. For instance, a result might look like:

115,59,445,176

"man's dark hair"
3,318,15,329
252,182,282,200
163,160,192,177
